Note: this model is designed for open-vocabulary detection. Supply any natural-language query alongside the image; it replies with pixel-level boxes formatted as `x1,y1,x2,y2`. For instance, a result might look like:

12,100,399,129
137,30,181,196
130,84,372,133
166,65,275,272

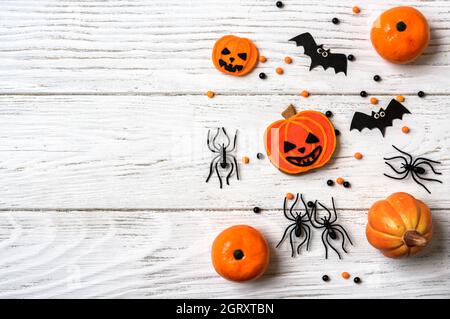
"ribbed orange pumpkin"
212,35,259,76
264,105,336,175
366,192,433,258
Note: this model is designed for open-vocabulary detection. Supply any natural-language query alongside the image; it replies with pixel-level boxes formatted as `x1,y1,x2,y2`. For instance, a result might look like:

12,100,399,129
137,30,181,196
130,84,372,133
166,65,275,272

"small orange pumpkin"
366,192,433,258
212,35,259,76
211,225,269,282
371,6,430,64
264,105,337,175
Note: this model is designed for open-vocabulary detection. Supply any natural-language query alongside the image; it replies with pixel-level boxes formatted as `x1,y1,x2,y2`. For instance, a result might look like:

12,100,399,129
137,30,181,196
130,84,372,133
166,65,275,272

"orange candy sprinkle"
336,177,344,185
402,126,410,134
300,90,310,98
286,192,295,200
342,272,351,279
242,156,250,164
396,95,405,102
206,91,215,98
284,56,293,64
370,97,378,105
354,152,363,160
352,6,360,14
259,56,267,63
276,67,284,75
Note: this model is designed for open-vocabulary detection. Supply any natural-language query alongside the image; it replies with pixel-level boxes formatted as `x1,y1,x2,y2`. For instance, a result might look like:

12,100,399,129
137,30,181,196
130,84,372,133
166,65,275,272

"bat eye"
322,51,328,58
379,111,385,117
374,113,380,119
317,48,323,54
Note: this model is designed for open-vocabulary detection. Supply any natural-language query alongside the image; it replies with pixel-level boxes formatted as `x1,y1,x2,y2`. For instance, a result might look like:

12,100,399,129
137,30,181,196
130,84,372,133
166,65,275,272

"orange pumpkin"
366,192,433,258
212,35,259,76
371,6,430,64
211,225,269,282
264,105,337,175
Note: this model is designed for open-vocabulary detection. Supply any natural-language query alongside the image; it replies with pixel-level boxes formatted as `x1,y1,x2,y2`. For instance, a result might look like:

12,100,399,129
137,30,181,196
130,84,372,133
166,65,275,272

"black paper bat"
350,99,411,137
289,32,347,75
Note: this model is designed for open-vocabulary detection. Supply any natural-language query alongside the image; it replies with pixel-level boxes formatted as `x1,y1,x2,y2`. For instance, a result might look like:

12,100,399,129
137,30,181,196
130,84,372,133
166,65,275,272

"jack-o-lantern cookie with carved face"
212,35,259,76
264,105,337,175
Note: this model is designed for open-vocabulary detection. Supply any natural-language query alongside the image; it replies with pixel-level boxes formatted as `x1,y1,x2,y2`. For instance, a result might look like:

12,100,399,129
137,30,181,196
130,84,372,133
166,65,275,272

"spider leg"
222,127,231,149
334,224,353,245
232,155,239,180
317,201,332,221
303,224,312,251
391,145,413,162
384,171,410,180
321,230,329,259
333,227,348,253
414,161,442,175
206,130,219,153
215,161,223,189
212,128,221,151
289,193,299,220
330,197,338,223
300,194,311,218
228,130,238,152
385,161,408,175
412,157,441,165
289,227,296,257
310,202,324,228
283,197,295,221
411,173,431,194
205,155,220,183
296,226,309,254
383,155,407,162
325,231,342,259
415,172,443,184
276,223,296,248
225,161,234,185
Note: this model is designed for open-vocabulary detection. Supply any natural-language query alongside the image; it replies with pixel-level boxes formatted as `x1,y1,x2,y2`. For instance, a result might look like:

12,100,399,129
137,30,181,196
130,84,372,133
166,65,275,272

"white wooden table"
0,0,449,298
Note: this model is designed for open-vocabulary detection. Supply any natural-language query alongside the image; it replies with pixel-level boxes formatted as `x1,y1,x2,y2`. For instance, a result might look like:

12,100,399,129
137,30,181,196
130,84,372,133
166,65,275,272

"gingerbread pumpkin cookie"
212,35,259,76
371,6,430,64
264,105,337,175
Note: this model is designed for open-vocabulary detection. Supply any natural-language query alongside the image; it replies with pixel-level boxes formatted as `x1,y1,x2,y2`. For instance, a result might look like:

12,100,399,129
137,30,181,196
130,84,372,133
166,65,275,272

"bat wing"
384,99,411,125
326,53,347,75
289,33,318,59
350,112,384,135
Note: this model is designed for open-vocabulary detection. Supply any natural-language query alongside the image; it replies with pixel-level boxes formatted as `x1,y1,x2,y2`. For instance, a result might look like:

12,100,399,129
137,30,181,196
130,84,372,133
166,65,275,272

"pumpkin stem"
282,104,297,119
403,230,428,247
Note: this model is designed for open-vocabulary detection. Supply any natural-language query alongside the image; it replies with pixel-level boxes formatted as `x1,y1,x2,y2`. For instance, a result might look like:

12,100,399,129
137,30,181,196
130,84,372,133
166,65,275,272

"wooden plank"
0,209,447,298
0,0,449,94
0,94,448,209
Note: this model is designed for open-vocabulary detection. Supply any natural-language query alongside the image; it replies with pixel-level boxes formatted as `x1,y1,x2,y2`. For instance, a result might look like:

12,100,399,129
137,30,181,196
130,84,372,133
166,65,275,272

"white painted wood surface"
0,0,449,298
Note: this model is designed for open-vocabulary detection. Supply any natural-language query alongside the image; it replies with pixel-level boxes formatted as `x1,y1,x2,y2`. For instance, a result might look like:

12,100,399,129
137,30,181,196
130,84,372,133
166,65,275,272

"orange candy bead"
402,126,410,134
300,90,310,98
284,56,293,64
286,192,295,200
276,67,284,75
336,177,344,185
354,152,363,160
370,97,378,105
206,91,215,98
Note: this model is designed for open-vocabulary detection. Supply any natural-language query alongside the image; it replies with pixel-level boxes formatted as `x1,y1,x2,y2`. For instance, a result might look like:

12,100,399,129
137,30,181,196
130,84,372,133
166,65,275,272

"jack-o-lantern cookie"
371,6,430,64
264,105,337,175
212,35,259,76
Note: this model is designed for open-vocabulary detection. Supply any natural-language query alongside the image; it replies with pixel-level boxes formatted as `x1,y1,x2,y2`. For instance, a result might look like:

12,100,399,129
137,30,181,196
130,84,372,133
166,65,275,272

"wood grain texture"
0,210,448,298
0,0,449,94
0,94,448,209
1,0,450,299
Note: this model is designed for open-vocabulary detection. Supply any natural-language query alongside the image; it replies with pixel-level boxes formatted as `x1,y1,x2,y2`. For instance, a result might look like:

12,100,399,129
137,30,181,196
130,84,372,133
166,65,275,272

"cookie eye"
284,141,296,153
237,53,247,61
317,48,323,54
379,111,385,117
221,48,231,55
305,133,320,144
374,113,380,119
322,51,328,58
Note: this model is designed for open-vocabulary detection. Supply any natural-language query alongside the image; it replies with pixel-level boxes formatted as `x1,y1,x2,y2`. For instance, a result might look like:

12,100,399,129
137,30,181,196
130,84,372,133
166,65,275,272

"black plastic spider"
309,198,352,259
276,193,312,257
384,145,442,194
205,127,239,188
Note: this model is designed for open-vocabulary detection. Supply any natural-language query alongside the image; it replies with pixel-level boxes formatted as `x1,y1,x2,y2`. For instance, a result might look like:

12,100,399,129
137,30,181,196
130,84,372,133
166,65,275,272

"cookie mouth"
219,59,243,73
286,146,322,167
